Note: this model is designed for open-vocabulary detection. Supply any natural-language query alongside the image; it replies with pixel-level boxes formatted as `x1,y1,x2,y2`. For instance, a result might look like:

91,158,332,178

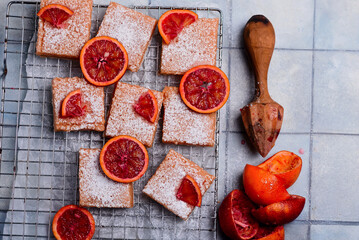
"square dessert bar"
160,18,219,75
96,2,157,72
143,149,215,220
79,148,133,208
105,82,163,147
52,77,105,132
36,0,93,58
162,87,216,146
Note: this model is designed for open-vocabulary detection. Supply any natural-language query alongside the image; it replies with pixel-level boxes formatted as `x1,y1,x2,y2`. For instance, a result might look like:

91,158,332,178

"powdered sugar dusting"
160,18,219,75
52,77,105,131
162,87,216,146
96,2,157,72
36,0,92,58
143,149,215,220
105,82,163,147
79,148,133,208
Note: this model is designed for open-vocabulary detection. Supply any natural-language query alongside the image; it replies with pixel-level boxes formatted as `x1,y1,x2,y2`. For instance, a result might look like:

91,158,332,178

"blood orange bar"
96,2,157,72
79,148,134,208
162,86,216,146
105,82,163,147
52,77,105,132
36,0,93,58
143,149,215,220
160,18,219,75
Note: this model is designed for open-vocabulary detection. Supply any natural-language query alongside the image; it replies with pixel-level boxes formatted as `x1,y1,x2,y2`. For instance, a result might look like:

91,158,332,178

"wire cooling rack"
0,1,223,239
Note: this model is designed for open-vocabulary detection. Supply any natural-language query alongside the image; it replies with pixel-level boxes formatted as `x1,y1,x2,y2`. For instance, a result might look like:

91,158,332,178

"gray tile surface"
231,0,314,49
313,51,359,134
227,49,313,133
311,134,359,222
269,50,313,133
311,225,359,240
285,223,309,240
315,0,359,50
219,49,230,132
226,49,253,132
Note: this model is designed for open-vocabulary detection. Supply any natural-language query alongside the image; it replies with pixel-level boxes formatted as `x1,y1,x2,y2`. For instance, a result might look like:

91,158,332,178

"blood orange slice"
37,4,74,28
179,65,230,114
133,90,158,123
176,175,202,207
52,205,95,240
100,135,149,183
61,89,86,118
80,36,128,87
219,190,259,240
158,9,198,44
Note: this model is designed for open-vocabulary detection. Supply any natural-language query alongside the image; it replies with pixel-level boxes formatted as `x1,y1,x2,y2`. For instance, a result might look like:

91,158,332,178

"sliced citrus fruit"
219,189,259,239
258,151,302,189
61,89,86,118
243,164,290,206
37,4,73,28
176,175,202,207
100,135,148,183
133,90,158,123
158,9,198,44
179,65,230,114
252,195,305,226
80,36,128,87
254,225,284,240
52,205,95,240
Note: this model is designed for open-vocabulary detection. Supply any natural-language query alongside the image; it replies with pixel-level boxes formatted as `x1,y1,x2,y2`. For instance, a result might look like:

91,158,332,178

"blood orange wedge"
219,190,259,239
258,151,302,189
254,225,284,240
252,195,305,226
80,36,128,87
37,4,73,28
179,65,230,114
158,10,198,44
133,90,158,123
176,175,202,207
52,205,95,240
61,89,86,118
243,164,290,206
100,135,149,183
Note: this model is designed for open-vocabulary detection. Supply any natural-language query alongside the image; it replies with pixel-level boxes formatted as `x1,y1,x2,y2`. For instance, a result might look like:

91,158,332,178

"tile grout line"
221,130,359,136
292,219,359,226
220,46,359,52
308,0,317,239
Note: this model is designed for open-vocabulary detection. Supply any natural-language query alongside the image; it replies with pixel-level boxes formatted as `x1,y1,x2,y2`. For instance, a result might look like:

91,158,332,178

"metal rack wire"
0,1,223,239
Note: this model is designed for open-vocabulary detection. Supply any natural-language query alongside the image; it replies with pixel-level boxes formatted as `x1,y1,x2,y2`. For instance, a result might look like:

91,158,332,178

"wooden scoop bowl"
241,15,284,158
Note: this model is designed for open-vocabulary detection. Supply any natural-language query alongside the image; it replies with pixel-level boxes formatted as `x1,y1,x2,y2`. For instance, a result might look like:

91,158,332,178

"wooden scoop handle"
243,15,275,102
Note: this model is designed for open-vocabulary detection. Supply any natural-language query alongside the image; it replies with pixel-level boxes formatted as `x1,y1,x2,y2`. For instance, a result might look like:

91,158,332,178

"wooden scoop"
240,15,284,158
